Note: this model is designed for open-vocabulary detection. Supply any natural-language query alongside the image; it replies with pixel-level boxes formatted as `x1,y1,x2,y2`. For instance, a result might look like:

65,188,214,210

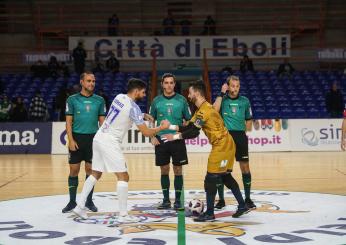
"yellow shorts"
207,134,235,173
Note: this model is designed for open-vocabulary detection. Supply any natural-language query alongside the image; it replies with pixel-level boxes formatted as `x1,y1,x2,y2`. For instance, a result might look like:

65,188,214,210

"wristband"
169,124,177,130
173,134,181,140
219,92,226,97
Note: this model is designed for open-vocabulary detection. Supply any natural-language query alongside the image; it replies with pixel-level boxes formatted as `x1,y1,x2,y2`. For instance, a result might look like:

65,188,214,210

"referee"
213,75,256,209
62,71,106,213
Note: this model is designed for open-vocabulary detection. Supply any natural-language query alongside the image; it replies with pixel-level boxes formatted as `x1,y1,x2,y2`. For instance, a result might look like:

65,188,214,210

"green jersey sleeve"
65,97,74,115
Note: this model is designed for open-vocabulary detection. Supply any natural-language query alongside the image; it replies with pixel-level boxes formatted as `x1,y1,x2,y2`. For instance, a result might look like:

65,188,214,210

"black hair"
189,80,206,97
161,73,176,83
127,78,147,92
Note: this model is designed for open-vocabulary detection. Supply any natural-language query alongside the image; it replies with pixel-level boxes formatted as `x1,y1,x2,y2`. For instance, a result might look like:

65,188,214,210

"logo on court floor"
0,190,345,245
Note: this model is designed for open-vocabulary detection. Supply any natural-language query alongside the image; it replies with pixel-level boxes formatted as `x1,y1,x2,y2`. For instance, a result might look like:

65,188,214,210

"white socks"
117,181,128,216
78,175,97,208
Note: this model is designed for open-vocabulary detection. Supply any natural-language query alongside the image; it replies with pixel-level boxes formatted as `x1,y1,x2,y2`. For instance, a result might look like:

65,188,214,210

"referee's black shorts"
229,130,249,162
154,137,188,166
68,133,95,164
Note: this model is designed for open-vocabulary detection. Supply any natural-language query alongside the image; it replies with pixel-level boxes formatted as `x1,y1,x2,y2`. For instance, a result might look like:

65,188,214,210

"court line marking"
335,169,346,176
0,172,28,189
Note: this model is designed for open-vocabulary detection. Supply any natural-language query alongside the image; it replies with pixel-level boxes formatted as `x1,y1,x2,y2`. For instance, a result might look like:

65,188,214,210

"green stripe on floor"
177,187,186,245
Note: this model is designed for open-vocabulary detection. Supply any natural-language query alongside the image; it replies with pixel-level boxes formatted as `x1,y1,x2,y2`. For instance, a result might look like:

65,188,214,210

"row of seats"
209,70,346,119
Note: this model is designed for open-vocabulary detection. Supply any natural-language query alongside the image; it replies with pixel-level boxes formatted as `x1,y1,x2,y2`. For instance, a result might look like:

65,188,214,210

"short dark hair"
80,71,94,80
161,73,176,83
127,78,147,92
189,80,206,97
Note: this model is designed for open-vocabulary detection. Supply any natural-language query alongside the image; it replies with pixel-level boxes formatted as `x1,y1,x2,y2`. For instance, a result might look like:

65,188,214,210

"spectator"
59,62,70,78
325,82,344,118
92,61,105,74
0,94,11,121
162,12,175,36
106,53,120,73
277,59,295,78
28,90,48,121
55,87,72,121
10,96,28,122
48,56,60,78
72,41,87,75
240,55,254,73
180,19,192,36
202,15,216,35
30,60,48,80
221,66,233,74
108,14,119,36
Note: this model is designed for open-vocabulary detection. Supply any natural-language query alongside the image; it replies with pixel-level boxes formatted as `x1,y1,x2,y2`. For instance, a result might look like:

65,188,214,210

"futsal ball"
188,199,204,216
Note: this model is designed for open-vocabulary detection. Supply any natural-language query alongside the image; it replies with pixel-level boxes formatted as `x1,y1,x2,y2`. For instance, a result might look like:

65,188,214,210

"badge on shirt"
194,118,205,128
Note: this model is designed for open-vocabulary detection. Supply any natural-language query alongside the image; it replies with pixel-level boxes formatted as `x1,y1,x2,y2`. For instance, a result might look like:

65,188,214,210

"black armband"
180,122,201,139
218,92,226,97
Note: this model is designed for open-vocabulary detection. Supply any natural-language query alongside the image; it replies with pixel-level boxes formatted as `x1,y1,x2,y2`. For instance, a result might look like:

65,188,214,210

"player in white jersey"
73,78,169,221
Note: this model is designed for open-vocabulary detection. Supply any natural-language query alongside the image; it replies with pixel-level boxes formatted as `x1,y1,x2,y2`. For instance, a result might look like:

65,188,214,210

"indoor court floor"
1,152,346,244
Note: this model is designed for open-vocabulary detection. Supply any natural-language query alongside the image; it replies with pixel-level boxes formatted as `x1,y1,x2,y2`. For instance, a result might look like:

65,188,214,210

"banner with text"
51,122,69,154
289,119,343,151
69,35,291,61
0,123,52,154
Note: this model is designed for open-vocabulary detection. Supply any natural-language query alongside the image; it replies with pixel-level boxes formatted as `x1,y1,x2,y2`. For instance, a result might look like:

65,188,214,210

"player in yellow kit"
161,80,249,221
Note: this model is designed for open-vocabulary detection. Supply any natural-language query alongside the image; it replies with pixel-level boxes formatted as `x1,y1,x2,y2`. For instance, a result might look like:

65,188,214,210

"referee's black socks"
242,173,252,200
174,175,183,202
161,175,170,202
68,176,78,203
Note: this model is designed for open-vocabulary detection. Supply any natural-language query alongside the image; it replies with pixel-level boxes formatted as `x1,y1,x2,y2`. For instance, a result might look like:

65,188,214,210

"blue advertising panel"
0,123,52,154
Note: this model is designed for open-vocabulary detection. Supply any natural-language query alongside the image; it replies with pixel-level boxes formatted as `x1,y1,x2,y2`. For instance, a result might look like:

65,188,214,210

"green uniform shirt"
66,93,106,134
150,93,191,136
220,95,252,131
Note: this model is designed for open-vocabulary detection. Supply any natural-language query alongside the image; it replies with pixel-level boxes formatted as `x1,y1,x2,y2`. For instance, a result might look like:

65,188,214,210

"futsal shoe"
72,206,88,219
157,200,171,209
118,215,140,223
193,212,215,222
214,199,226,210
62,201,77,213
85,200,98,212
232,206,250,218
173,200,184,211
245,198,257,209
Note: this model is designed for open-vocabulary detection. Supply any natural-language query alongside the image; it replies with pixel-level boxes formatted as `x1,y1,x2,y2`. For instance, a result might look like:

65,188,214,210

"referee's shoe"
85,200,98,212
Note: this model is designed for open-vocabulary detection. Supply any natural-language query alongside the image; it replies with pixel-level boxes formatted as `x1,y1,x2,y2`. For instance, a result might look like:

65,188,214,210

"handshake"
148,119,180,145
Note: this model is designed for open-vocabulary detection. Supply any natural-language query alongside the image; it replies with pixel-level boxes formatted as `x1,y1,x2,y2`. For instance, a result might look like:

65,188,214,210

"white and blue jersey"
92,94,144,173
94,94,144,144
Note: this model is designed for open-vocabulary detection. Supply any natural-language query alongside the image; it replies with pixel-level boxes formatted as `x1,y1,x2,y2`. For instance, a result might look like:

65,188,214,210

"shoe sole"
193,218,216,222
232,209,251,218
214,206,225,210
72,210,88,220
157,205,171,210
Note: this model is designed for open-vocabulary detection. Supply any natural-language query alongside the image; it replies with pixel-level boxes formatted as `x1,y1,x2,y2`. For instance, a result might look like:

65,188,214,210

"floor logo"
0,190,345,244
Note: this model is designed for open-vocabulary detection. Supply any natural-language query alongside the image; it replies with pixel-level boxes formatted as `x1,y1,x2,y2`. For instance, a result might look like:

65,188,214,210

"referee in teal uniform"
62,72,106,213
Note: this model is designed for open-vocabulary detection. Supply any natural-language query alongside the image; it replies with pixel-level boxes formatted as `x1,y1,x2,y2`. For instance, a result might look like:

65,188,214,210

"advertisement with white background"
289,119,343,151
